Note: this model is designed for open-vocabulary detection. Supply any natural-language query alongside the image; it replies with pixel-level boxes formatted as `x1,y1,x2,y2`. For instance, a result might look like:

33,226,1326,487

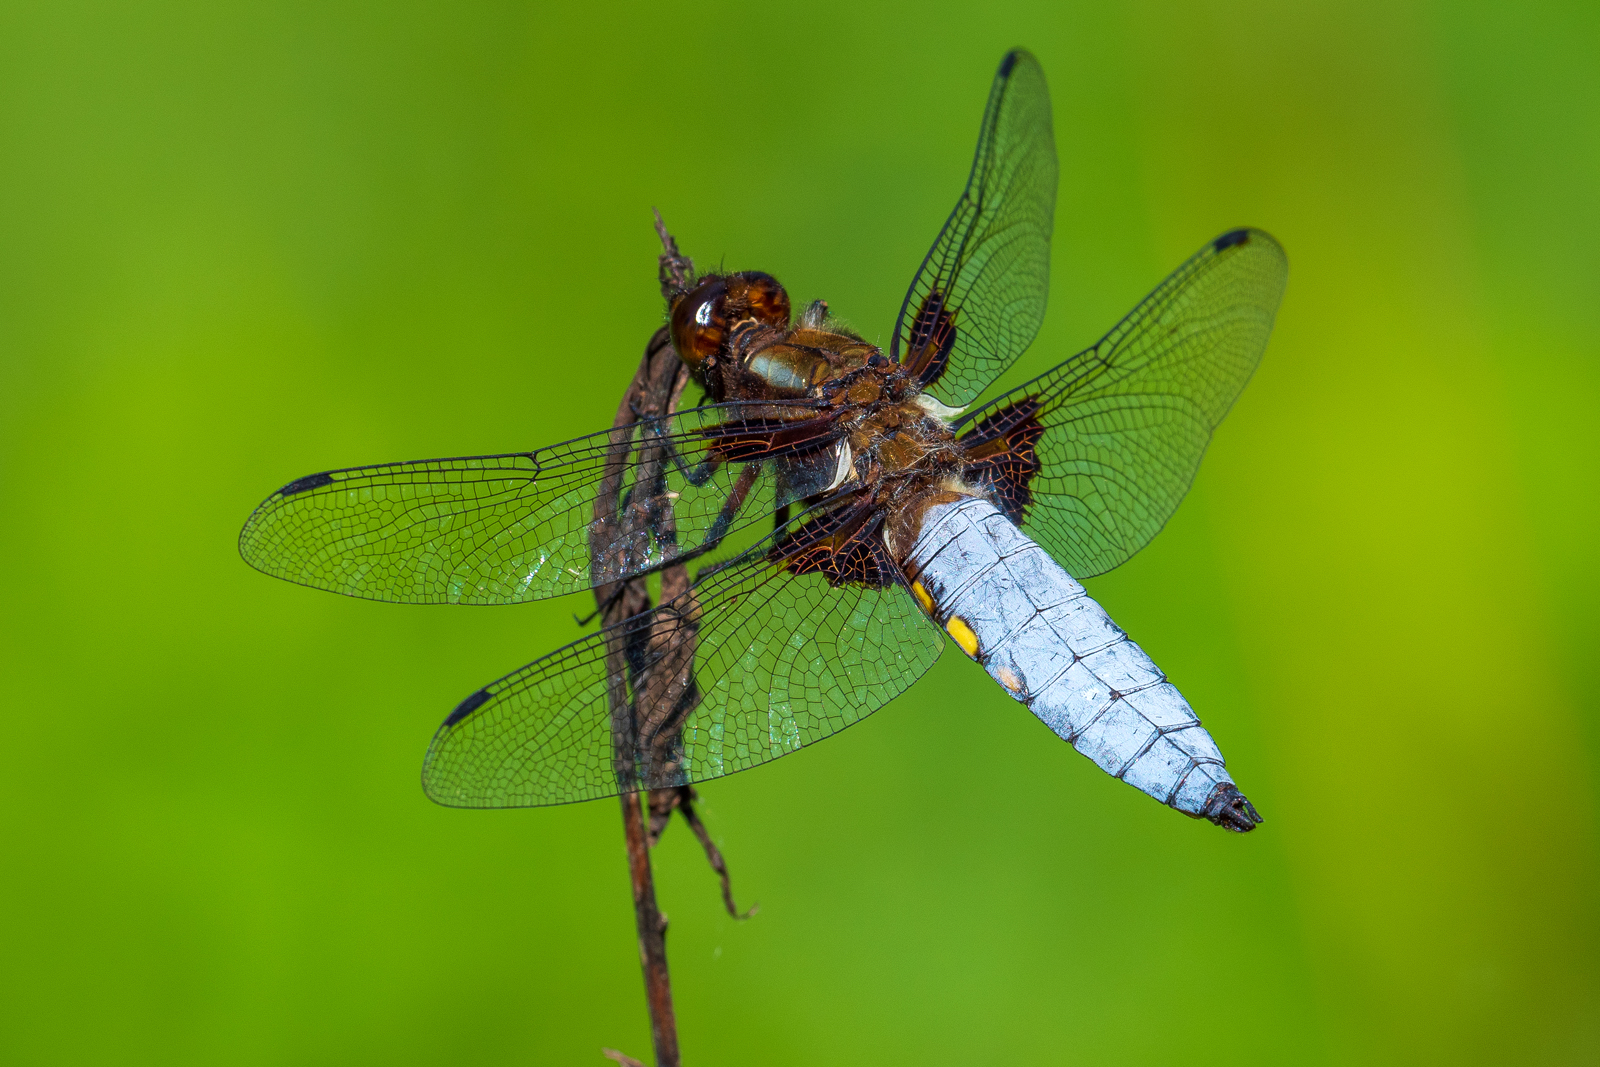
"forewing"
960,229,1288,578
890,49,1057,409
421,559,945,807
238,402,827,604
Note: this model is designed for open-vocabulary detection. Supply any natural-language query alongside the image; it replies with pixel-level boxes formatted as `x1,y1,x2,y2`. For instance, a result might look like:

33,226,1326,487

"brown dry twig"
591,214,753,1067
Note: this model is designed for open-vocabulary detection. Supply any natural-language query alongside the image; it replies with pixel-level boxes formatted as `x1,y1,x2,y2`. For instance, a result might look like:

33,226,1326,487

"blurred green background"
3,0,1597,1063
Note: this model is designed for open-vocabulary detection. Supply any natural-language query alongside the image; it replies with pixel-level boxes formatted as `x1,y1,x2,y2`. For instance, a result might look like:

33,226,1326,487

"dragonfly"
240,50,1286,831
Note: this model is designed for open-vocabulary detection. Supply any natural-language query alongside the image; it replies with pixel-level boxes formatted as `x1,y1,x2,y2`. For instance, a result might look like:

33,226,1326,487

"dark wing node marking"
956,228,1289,578
891,48,1057,408
237,400,824,605
421,546,944,808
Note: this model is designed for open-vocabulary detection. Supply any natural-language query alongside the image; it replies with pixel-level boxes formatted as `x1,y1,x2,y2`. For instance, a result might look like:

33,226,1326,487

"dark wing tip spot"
279,472,334,497
1213,228,1252,252
444,688,492,727
999,50,1020,76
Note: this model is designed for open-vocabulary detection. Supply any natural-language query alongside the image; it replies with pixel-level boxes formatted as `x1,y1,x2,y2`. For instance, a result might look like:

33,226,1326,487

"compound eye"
729,271,791,329
669,277,729,368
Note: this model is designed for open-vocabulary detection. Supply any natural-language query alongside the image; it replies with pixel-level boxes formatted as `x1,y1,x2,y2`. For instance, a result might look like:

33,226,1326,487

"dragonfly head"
668,271,791,373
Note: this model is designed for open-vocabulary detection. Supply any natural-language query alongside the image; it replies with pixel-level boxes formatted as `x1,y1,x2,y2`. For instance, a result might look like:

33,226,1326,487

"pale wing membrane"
964,229,1288,578
238,401,821,604
422,556,945,807
890,49,1057,409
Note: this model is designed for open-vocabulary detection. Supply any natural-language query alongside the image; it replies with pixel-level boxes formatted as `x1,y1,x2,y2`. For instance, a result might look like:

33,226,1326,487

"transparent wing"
238,400,836,604
421,556,945,807
958,228,1288,578
890,48,1057,409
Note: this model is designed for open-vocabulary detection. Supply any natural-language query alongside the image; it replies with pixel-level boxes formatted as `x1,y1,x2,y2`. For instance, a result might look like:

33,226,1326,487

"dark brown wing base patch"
770,499,899,589
958,397,1045,524
703,416,839,463
901,288,958,388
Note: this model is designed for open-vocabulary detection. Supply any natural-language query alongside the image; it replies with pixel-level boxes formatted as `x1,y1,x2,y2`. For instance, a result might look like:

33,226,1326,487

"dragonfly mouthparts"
1203,783,1263,833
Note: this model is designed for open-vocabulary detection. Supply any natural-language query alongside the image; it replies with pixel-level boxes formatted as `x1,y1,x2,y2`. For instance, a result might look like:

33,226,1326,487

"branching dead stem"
594,215,752,1067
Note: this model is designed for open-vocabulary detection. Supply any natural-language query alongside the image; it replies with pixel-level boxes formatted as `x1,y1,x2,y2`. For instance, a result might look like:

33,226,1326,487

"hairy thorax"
669,273,979,582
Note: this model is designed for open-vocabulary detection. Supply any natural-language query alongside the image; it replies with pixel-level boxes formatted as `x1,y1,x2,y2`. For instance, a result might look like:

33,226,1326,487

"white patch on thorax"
913,394,966,422
823,440,854,492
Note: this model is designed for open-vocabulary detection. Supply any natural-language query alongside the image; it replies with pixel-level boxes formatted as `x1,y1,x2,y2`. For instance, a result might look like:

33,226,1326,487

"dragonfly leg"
646,786,756,920
644,423,724,487
573,582,631,628
682,469,766,585
694,463,762,553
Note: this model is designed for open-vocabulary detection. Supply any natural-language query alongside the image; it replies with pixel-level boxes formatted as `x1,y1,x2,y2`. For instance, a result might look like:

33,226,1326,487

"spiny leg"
646,785,756,920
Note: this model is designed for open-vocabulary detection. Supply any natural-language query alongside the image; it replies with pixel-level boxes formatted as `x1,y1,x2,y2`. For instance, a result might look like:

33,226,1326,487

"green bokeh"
3,1,1596,1063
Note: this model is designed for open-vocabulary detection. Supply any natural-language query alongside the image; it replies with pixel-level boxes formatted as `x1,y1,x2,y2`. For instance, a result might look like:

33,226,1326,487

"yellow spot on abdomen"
911,580,934,616
997,666,1023,694
946,615,980,659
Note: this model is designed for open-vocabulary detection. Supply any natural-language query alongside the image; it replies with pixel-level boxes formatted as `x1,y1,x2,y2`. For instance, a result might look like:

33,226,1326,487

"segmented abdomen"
904,496,1258,829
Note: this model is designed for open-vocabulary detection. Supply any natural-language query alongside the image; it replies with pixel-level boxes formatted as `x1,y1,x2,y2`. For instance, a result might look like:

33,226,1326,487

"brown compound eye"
727,271,791,329
669,276,729,368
